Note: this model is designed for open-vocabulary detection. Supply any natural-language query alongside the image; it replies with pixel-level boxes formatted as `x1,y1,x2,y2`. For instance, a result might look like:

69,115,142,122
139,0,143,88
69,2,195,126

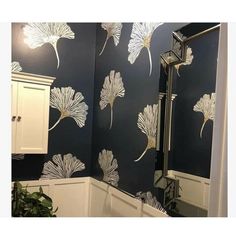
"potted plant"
12,181,58,217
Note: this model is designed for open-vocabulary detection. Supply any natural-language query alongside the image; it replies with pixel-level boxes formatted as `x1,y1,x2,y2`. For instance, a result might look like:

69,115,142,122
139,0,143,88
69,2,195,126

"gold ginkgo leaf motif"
193,93,216,138
99,70,125,129
49,87,88,131
23,23,75,68
134,104,158,162
41,153,85,179
98,149,119,187
128,22,163,76
11,61,22,72
175,47,194,77
99,23,123,56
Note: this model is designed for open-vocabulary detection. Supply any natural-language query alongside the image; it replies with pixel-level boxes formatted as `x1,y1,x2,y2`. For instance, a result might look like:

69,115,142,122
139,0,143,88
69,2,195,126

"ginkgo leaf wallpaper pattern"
99,23,123,56
98,149,119,187
91,22,190,194
41,153,85,179
12,23,96,180
128,22,163,76
49,87,88,131
99,70,125,129
135,104,158,162
193,93,216,138
23,23,75,69
12,22,219,198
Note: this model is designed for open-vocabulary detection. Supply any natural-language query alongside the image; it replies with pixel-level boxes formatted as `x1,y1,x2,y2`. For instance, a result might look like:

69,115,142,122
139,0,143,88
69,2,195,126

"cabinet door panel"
11,81,18,152
15,82,50,153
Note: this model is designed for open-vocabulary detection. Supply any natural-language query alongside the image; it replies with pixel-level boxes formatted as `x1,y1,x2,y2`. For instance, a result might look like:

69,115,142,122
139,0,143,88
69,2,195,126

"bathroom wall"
12,22,219,197
12,23,96,180
91,23,188,196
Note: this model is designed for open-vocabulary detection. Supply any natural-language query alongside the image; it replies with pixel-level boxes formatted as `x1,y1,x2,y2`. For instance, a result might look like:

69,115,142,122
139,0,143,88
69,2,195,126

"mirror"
154,23,220,216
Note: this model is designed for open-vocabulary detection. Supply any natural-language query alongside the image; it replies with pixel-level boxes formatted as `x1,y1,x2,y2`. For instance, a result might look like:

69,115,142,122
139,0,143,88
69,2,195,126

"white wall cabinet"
11,72,55,154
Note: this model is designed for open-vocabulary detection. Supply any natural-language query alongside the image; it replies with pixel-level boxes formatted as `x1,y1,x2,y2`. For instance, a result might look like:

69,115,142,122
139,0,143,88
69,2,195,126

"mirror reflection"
154,23,220,217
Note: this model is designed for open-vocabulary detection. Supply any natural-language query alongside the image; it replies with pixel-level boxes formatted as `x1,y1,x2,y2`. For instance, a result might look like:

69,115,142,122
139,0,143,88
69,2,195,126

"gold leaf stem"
51,41,60,69
49,115,63,131
109,104,113,129
99,35,109,56
134,145,149,162
147,47,152,76
200,118,208,138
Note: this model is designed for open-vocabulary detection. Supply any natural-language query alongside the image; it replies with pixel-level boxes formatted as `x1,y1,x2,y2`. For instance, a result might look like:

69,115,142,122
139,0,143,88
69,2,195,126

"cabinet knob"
17,116,22,122
12,116,16,121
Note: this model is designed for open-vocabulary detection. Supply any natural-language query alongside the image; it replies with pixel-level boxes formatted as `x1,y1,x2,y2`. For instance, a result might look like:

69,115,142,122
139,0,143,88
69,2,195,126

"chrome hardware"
12,116,16,121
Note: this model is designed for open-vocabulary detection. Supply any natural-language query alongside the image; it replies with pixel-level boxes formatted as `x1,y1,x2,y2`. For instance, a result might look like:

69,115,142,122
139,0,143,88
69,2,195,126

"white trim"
208,23,227,217
12,71,55,86
168,170,210,209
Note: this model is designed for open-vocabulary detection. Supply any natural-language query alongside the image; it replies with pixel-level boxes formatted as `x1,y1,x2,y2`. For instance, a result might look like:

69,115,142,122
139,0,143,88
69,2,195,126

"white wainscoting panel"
88,178,167,217
168,170,210,209
19,177,90,217
109,187,142,217
17,177,168,217
88,178,110,217
52,179,90,217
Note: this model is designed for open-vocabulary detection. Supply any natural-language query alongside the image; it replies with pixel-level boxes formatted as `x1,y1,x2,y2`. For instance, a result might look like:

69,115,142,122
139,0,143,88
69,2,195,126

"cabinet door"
15,82,50,153
11,81,18,152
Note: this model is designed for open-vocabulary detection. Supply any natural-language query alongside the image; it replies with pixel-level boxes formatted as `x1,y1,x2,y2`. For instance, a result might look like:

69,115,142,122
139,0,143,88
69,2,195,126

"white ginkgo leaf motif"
23,23,75,68
41,153,85,179
175,47,194,77
136,191,168,215
49,87,88,131
134,104,158,162
99,23,123,56
193,93,216,138
11,61,22,72
128,22,163,76
99,70,125,129
98,149,119,187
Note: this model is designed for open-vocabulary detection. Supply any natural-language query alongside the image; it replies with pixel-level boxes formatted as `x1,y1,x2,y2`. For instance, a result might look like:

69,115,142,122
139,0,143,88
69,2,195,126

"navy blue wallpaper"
91,23,188,195
12,23,96,180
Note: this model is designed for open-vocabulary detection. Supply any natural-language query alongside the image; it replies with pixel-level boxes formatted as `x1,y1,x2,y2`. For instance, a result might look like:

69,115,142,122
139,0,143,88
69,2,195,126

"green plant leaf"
12,182,58,217
41,193,53,202
29,192,41,200
41,199,52,208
